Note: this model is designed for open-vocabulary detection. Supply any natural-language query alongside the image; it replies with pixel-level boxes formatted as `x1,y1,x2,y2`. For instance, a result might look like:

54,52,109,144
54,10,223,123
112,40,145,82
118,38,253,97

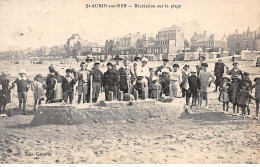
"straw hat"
222,75,231,81
152,76,158,81
142,57,148,63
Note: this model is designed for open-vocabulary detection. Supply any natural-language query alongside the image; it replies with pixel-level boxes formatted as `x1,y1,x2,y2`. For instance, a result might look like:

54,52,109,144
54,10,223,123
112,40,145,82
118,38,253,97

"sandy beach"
0,58,259,164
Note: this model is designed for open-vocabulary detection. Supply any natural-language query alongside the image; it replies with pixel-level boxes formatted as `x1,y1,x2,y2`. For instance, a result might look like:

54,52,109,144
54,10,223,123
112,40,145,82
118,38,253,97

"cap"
114,55,123,60
107,62,113,67
201,63,208,67
86,56,93,61
243,72,249,76
163,58,169,62
173,64,180,68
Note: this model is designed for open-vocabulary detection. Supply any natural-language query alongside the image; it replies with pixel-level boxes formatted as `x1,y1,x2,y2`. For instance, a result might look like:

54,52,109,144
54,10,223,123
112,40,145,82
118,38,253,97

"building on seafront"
190,31,227,53
227,27,260,55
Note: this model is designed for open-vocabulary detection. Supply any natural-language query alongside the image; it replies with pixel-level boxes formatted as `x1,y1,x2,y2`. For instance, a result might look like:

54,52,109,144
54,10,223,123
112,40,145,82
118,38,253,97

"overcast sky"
0,0,259,51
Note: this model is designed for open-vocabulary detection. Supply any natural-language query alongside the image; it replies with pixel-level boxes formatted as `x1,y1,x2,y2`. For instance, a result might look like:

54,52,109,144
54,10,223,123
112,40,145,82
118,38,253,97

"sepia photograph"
0,0,260,165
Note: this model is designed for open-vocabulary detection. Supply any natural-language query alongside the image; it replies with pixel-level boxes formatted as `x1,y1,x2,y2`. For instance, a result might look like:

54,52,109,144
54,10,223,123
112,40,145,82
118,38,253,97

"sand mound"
30,99,186,126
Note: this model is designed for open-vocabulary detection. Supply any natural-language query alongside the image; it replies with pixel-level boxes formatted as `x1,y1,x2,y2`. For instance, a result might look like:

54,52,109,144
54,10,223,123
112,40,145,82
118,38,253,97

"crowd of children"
0,56,259,119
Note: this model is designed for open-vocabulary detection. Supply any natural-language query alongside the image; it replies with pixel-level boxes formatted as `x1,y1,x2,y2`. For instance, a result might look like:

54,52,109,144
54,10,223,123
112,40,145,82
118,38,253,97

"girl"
252,77,260,118
31,74,45,111
237,83,252,117
54,75,63,103
0,73,11,117
218,75,231,112
228,75,240,114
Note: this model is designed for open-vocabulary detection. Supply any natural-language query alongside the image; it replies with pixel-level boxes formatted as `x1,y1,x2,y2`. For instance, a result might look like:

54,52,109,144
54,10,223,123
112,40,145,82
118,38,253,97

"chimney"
210,34,214,39
235,29,238,33
129,33,131,35
194,32,197,35
204,31,207,36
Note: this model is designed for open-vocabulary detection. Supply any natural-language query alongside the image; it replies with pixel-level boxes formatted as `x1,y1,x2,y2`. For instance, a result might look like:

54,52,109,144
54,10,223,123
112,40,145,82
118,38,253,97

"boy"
0,72,11,117
160,68,170,96
169,64,182,98
103,62,119,101
188,68,200,108
118,59,133,94
155,58,172,75
237,83,252,117
90,61,103,103
181,64,190,104
75,62,90,103
228,75,241,114
10,69,33,115
62,69,76,104
149,76,162,99
198,63,215,109
240,72,252,114
135,75,147,99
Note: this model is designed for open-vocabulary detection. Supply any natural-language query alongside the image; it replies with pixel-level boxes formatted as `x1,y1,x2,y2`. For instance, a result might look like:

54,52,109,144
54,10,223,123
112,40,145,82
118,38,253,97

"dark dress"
0,79,11,105
45,74,57,101
214,62,225,86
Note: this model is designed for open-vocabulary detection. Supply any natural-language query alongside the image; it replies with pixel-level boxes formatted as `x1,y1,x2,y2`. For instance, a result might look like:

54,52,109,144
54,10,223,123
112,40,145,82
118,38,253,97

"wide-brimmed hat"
201,63,208,67
19,69,26,75
222,75,231,81
134,55,142,61
86,56,93,61
142,57,148,63
114,55,123,60
254,76,260,82
94,61,101,65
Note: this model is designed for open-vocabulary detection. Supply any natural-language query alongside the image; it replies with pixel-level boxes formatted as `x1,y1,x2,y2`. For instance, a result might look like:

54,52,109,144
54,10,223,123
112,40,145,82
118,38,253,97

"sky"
0,0,259,51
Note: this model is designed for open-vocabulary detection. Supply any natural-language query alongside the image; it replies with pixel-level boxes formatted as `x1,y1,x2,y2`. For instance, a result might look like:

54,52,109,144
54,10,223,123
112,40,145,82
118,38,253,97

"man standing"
90,61,103,103
75,62,90,103
118,59,133,94
113,55,124,70
226,62,243,79
214,59,225,92
155,58,172,76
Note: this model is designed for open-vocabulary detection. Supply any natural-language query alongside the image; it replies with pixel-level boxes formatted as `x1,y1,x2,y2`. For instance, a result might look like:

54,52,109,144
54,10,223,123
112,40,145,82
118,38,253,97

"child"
148,68,155,97
160,68,170,96
103,62,119,101
54,75,63,103
62,69,76,104
169,64,182,98
188,68,200,108
75,62,90,103
218,75,231,112
181,64,191,104
198,63,215,109
10,69,33,115
149,76,162,99
90,61,103,103
252,77,260,118
228,75,241,114
237,82,252,117
135,75,147,99
0,73,11,117
240,72,253,114
31,74,45,111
